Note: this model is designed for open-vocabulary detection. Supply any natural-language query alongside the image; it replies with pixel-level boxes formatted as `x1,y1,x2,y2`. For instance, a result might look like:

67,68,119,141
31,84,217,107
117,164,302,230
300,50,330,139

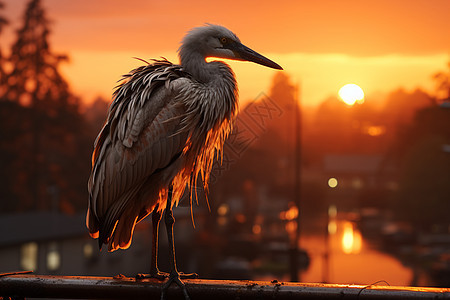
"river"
299,220,413,285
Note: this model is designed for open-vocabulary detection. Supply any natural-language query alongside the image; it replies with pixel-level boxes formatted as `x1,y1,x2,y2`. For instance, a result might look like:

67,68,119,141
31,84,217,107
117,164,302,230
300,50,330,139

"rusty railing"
1,274,449,299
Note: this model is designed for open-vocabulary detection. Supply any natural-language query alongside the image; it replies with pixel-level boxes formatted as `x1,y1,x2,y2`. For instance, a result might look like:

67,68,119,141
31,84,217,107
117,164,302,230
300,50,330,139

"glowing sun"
338,84,365,105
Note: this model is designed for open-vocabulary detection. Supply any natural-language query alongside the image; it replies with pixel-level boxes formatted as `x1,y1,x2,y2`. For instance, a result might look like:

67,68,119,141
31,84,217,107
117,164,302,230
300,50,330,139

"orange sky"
2,0,449,106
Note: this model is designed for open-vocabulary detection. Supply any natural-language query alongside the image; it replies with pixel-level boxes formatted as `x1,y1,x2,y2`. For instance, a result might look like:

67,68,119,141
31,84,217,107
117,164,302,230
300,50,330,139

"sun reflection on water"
299,219,412,285
341,221,362,254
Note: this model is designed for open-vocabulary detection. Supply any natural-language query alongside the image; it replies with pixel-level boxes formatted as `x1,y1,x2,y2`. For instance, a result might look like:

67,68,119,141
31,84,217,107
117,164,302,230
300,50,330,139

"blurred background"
0,0,449,288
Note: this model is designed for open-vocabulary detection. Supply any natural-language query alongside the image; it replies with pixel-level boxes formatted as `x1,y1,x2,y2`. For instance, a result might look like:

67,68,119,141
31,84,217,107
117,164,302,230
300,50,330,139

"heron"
86,24,282,298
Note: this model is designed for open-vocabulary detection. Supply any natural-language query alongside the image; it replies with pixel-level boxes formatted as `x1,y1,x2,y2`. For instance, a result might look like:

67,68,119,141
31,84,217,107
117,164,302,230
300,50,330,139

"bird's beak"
231,42,283,70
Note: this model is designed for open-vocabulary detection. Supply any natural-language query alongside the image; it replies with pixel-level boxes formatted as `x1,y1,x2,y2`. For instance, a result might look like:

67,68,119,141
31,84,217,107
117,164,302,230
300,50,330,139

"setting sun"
338,84,365,105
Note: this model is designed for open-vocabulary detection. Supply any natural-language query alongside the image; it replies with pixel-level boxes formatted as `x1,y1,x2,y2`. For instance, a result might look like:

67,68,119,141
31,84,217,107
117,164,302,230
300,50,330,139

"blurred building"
322,154,398,209
0,212,167,277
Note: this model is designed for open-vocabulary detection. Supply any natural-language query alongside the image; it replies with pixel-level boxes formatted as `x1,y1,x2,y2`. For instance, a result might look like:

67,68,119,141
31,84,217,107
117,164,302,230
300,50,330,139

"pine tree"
0,0,91,213
0,1,9,97
5,0,71,111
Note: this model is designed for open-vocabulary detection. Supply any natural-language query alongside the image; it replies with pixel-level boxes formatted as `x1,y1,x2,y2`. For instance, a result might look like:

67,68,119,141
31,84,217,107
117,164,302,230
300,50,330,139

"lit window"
20,242,38,271
46,242,61,271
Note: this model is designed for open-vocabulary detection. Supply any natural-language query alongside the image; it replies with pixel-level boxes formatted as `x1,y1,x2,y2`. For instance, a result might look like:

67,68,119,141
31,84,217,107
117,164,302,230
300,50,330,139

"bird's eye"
220,37,228,44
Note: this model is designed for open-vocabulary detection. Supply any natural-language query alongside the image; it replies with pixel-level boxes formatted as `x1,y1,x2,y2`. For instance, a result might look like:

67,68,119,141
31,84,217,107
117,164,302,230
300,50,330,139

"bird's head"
179,24,283,70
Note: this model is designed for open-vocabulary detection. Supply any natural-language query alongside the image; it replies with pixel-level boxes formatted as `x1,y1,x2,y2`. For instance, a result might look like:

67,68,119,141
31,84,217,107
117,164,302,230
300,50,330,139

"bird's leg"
136,204,169,280
160,187,197,300
150,206,166,278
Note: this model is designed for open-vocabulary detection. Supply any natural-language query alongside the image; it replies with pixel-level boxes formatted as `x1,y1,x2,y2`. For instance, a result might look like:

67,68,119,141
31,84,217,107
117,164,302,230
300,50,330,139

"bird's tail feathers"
97,183,142,251
108,215,138,251
86,204,100,239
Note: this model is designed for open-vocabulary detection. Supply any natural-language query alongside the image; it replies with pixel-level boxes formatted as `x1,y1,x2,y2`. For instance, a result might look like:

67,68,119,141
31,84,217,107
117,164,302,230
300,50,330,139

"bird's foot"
136,271,169,281
161,271,196,300
178,272,198,279
136,271,198,281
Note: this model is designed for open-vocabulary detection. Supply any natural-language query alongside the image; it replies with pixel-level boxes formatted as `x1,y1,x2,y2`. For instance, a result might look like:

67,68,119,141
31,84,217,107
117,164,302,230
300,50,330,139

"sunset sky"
2,0,449,107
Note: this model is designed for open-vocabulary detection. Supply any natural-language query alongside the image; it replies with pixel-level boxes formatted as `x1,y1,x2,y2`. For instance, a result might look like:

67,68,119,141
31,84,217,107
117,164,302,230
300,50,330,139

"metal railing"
1,273,449,299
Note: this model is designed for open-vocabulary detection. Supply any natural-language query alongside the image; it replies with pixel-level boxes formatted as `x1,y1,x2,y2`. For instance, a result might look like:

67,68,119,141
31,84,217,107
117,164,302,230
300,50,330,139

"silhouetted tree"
0,101,31,211
383,89,436,162
0,1,7,36
381,88,433,129
268,73,297,147
0,0,92,213
5,0,70,109
433,61,450,101
393,105,450,230
84,96,109,133
0,1,8,97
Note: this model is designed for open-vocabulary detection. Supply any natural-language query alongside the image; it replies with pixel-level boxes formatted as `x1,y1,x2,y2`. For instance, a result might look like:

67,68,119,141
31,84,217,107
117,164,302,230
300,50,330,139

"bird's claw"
136,271,169,281
179,272,198,279
161,271,191,300
136,271,198,281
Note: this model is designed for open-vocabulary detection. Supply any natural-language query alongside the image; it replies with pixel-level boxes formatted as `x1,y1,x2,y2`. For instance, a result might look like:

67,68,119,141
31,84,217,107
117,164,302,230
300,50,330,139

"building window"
46,242,61,271
20,242,38,271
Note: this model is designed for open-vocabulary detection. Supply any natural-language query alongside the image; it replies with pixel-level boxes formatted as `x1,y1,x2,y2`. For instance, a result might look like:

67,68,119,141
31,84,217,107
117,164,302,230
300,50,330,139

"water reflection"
300,219,412,285
341,221,362,254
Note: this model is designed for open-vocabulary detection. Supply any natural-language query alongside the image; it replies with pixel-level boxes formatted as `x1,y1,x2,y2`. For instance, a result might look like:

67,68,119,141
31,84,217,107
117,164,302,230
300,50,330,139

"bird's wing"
87,61,193,241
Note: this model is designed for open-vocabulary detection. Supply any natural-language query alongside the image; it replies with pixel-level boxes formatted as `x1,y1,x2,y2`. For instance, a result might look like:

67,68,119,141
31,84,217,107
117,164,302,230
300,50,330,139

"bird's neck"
179,48,238,124
179,51,219,83
179,49,238,129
